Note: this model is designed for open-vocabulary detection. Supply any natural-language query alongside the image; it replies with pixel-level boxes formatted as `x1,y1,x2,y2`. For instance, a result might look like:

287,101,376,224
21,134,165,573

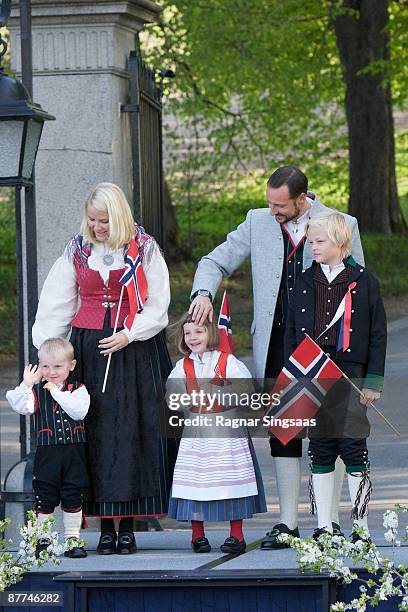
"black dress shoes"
64,545,87,558
260,523,300,550
97,533,117,555
332,522,345,538
191,537,211,553
220,536,246,554
117,532,137,554
35,538,51,559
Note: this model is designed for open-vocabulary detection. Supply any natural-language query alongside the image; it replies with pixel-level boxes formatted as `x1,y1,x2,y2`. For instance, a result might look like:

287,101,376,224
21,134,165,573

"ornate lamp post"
0,0,54,187
0,0,55,526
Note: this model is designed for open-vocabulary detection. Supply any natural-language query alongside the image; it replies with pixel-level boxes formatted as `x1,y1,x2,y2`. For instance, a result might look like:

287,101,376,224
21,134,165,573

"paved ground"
9,530,408,573
1,317,407,544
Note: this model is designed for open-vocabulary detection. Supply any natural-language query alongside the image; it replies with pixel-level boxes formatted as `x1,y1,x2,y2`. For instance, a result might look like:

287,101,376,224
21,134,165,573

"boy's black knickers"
308,437,369,473
33,443,89,513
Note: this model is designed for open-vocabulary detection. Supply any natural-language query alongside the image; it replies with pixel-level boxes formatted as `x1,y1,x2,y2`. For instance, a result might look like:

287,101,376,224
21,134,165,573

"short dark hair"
267,166,308,199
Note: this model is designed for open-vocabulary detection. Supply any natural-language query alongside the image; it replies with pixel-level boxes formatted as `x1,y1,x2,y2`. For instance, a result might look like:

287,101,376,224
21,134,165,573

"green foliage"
142,0,407,221
0,189,16,364
362,233,408,297
143,0,348,204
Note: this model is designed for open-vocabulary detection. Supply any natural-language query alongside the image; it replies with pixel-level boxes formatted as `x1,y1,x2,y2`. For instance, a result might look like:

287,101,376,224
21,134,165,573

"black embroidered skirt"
70,316,178,518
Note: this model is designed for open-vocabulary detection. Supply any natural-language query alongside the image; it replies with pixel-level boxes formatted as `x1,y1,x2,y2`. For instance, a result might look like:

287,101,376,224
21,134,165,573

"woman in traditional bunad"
166,312,267,554
32,182,177,555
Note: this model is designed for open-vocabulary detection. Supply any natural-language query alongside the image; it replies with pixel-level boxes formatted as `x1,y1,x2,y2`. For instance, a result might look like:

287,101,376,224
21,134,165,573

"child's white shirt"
6,381,90,421
320,262,345,283
168,350,252,381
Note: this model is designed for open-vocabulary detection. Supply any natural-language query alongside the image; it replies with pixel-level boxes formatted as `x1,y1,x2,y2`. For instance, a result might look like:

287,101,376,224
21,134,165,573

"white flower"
349,598,366,612
384,530,396,543
331,603,347,611
383,510,398,530
353,539,365,552
277,533,289,542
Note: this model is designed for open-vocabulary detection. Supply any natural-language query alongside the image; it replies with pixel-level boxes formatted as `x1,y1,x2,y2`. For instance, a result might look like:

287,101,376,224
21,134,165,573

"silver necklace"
102,246,114,266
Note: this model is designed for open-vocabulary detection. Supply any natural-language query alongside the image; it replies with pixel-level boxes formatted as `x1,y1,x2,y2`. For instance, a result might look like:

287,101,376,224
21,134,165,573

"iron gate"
126,51,164,249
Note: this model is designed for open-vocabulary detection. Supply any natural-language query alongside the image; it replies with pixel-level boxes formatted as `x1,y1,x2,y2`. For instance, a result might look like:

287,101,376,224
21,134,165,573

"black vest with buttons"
274,226,306,326
32,381,86,446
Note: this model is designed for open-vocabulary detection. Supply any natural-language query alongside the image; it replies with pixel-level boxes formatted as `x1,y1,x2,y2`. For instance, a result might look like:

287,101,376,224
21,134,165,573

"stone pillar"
8,0,160,286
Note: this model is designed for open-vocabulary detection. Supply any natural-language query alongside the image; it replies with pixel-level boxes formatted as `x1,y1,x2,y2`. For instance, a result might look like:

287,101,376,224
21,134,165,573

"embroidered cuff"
363,373,383,392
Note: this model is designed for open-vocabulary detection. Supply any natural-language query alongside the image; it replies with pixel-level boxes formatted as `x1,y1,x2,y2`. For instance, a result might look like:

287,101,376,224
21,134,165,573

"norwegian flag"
267,334,344,444
217,290,234,354
119,237,148,330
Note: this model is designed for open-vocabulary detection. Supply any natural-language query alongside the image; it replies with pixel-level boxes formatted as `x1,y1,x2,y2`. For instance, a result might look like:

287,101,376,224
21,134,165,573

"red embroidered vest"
183,351,229,413
71,262,130,330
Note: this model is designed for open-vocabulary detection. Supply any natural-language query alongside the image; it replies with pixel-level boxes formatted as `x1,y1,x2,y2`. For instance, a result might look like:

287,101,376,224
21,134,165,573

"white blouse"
32,241,170,348
168,351,252,381
166,350,252,406
6,381,90,421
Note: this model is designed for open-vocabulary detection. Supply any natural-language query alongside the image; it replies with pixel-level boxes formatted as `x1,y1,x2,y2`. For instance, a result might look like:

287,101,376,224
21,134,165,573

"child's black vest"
32,381,86,446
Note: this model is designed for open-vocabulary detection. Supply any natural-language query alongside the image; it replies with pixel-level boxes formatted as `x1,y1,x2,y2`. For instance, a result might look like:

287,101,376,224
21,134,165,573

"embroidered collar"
188,351,215,364
66,224,150,267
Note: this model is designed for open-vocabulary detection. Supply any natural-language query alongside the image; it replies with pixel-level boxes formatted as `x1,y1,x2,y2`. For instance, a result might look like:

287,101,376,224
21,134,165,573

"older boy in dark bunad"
284,213,386,542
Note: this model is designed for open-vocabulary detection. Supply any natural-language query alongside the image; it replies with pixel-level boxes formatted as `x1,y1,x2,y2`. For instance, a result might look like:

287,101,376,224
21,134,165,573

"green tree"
331,0,406,233
142,0,407,233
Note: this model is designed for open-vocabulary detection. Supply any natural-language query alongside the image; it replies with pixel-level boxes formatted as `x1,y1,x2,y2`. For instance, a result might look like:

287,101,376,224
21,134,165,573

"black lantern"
0,5,55,188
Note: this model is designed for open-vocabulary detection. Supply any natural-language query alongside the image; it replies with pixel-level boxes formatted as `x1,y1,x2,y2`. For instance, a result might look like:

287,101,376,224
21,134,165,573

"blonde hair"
306,213,352,259
38,338,75,362
175,312,220,355
80,183,135,249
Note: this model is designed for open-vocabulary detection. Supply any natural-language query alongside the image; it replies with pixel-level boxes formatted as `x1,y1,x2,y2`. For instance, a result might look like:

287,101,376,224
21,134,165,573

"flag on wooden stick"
217,290,233,354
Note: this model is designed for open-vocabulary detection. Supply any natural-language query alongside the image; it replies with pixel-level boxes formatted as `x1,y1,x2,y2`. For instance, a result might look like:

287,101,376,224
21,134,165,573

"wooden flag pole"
101,285,124,394
340,371,401,437
303,334,401,437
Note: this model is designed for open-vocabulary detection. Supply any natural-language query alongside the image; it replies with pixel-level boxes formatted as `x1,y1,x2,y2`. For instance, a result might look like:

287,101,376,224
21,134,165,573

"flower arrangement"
0,511,84,592
279,505,408,611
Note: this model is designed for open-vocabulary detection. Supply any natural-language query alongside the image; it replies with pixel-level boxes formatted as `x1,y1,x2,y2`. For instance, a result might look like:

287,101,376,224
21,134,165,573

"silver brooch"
103,253,114,266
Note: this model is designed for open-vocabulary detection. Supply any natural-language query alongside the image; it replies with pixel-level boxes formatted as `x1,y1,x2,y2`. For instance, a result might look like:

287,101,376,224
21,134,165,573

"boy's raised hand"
23,364,42,387
43,381,58,392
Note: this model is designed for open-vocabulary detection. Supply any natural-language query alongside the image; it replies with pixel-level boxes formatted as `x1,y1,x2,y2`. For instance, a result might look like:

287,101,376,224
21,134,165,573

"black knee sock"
101,518,115,535
119,517,133,533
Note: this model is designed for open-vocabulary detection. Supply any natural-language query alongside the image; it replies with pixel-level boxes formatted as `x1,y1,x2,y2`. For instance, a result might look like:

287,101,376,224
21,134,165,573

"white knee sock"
63,510,82,541
347,473,370,534
312,472,334,532
274,456,301,530
331,457,345,525
36,512,54,531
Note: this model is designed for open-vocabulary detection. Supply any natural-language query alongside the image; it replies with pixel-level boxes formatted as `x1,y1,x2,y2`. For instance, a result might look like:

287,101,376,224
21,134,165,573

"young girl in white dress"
167,313,266,554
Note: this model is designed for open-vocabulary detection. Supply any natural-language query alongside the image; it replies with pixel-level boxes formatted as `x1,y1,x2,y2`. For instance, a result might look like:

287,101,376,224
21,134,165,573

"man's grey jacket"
191,197,364,379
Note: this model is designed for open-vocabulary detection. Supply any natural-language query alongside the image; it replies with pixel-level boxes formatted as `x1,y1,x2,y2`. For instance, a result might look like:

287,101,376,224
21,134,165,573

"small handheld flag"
102,236,147,393
217,290,233,354
266,334,344,444
119,237,148,330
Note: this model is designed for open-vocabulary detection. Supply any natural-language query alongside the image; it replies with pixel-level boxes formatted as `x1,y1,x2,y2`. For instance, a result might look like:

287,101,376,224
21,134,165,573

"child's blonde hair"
306,213,352,259
175,312,220,355
80,182,135,250
38,338,75,362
